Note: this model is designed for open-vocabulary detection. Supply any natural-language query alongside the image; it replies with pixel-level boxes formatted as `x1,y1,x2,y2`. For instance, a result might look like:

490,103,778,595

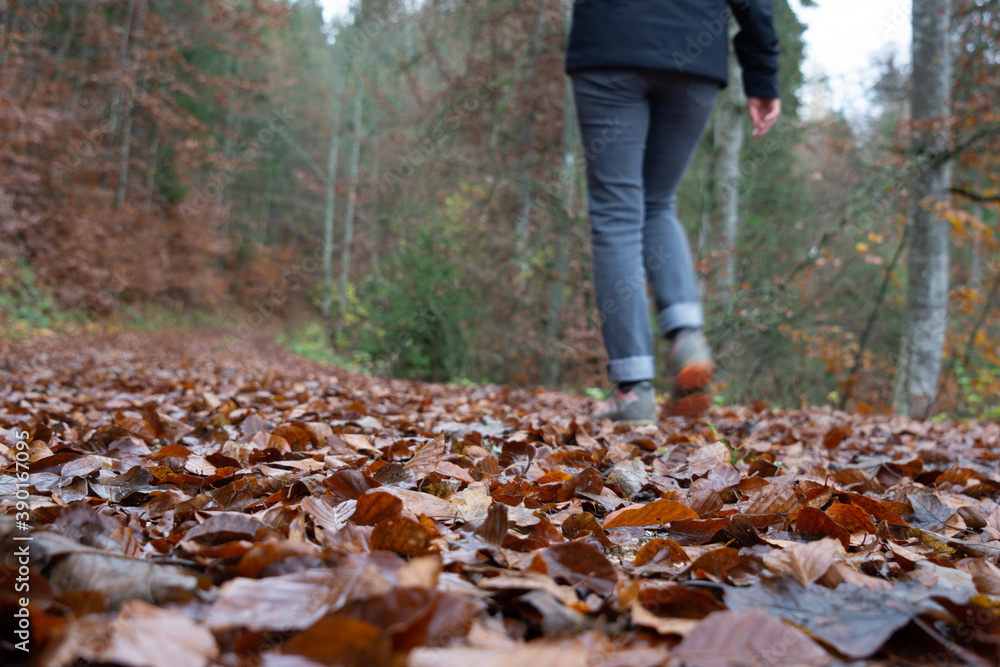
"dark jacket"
566,0,780,99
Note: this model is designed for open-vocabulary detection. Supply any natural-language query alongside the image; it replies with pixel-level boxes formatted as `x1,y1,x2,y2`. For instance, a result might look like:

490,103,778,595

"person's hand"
747,97,781,138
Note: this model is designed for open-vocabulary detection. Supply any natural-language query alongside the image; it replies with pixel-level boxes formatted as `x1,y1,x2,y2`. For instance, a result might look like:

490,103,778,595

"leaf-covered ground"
2,330,1000,666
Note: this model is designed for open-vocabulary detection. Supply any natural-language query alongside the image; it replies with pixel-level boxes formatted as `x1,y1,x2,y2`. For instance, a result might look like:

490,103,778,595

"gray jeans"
571,68,718,384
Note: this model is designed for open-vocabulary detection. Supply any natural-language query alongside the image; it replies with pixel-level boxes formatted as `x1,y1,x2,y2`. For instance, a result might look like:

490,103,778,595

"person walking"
566,0,781,422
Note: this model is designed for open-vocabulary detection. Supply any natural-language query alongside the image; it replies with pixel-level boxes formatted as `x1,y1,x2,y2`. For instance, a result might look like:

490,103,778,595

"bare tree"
897,0,953,416
338,72,365,332
322,71,348,322
711,21,746,306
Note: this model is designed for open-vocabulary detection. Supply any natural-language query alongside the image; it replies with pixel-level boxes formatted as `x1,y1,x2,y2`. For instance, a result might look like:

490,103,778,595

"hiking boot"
592,381,656,424
667,329,714,417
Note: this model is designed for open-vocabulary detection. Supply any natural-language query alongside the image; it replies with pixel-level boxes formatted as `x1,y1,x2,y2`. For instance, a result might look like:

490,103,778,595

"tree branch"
275,125,327,184
950,186,1000,203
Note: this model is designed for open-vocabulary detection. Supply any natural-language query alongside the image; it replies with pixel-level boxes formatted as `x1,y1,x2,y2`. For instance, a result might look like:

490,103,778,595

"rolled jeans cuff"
657,302,704,336
607,355,655,384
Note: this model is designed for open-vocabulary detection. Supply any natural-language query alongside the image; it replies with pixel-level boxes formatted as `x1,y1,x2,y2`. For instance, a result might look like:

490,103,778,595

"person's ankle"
617,380,651,393
666,327,698,341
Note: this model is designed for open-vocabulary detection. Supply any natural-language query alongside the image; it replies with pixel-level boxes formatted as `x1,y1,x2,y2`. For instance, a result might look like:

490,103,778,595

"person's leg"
641,72,719,415
641,72,718,337
571,68,654,386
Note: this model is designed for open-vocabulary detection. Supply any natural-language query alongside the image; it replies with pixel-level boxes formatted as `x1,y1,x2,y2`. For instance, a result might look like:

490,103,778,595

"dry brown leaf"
602,499,698,529
301,496,355,533
404,434,447,479
745,484,801,516
818,561,892,592
42,601,218,667
762,537,838,586
351,490,404,526
408,645,590,667
633,537,689,567
673,609,832,667
628,602,698,636
370,516,436,556
796,507,851,549
827,502,877,534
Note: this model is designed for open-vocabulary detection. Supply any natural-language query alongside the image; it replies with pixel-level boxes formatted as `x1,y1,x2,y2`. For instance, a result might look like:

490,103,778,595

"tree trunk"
338,80,365,332
113,0,146,208
0,0,18,79
898,0,953,417
143,130,159,212
542,72,579,387
321,72,347,321
54,0,80,87
70,3,93,114
370,150,381,276
115,109,134,208
711,21,746,305
511,7,548,280
109,0,138,140
220,58,245,235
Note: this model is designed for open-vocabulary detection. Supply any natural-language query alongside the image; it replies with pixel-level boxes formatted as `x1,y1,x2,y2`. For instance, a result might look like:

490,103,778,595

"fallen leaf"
633,537,688,567
602,499,698,529
42,600,218,667
370,516,436,556
404,434,447,479
351,490,404,526
795,507,851,549
762,537,838,586
673,609,832,667
725,577,915,659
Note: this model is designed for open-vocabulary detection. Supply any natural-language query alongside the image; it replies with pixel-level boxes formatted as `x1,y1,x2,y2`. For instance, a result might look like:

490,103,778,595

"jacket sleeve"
727,0,780,98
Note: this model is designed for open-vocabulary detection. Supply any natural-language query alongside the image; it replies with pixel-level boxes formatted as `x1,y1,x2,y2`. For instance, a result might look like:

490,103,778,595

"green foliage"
952,360,1000,421
276,321,364,371
0,260,89,337
122,302,225,332
352,230,483,383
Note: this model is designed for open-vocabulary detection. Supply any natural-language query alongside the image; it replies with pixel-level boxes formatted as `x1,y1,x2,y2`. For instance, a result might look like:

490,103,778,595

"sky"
318,0,912,119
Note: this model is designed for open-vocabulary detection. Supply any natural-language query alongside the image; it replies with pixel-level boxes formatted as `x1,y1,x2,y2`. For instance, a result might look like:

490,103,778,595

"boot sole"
669,361,714,417
617,418,655,426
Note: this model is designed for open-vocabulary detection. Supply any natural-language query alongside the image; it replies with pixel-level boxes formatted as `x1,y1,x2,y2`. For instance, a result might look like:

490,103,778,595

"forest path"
2,330,999,665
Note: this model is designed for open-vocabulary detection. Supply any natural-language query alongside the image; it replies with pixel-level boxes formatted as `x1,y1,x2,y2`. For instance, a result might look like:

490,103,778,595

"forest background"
1,0,998,418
